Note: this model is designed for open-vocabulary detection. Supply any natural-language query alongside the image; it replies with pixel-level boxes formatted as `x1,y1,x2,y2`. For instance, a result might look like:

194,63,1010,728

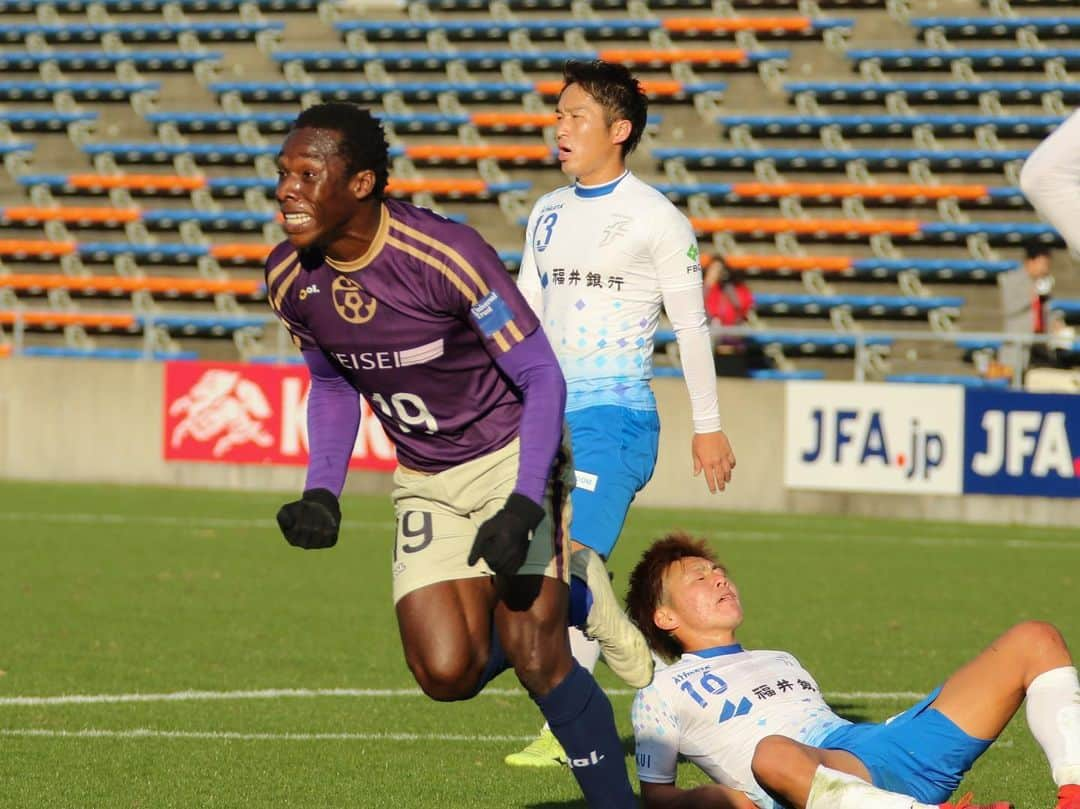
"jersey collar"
574,170,629,199
687,643,744,658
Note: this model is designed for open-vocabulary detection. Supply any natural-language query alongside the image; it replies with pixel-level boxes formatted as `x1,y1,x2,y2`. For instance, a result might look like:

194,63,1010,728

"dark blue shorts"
819,687,994,803
566,406,660,558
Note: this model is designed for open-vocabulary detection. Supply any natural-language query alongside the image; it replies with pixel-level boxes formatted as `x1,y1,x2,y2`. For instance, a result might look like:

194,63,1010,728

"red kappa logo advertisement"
163,361,396,471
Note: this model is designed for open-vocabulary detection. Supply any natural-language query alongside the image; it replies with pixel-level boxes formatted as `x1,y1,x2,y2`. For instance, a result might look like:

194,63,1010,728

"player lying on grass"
625,532,1080,809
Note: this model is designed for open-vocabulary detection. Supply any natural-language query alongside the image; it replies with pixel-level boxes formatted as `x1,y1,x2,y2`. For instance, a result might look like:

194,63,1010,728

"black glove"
467,493,545,577
276,488,341,550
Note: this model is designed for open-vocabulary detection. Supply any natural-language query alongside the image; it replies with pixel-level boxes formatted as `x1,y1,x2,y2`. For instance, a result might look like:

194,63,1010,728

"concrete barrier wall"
1,358,1077,526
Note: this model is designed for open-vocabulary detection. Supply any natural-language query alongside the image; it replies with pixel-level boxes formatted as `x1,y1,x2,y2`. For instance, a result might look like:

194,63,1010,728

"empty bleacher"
0,0,1073,381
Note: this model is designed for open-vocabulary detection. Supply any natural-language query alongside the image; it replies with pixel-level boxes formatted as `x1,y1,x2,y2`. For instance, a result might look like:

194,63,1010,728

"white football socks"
1026,665,1080,786
806,766,937,809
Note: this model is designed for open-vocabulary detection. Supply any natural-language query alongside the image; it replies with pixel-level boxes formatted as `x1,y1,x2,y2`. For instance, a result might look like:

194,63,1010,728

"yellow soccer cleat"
504,727,567,768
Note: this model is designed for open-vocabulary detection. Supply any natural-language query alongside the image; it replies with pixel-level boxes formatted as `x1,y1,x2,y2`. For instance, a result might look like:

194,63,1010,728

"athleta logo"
599,213,632,247
566,750,606,769
298,283,320,300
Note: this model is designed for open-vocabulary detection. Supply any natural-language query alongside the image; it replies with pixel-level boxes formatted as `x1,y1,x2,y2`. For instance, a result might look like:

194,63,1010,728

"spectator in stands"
703,256,755,376
265,102,642,809
1020,109,1080,257
513,59,736,767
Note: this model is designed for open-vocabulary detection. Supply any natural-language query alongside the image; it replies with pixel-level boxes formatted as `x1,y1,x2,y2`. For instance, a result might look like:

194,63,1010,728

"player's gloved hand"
467,493,546,577
276,488,341,550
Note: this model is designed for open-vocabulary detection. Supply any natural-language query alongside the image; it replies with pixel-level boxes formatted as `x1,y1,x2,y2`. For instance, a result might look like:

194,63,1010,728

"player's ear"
610,118,632,147
351,169,377,201
653,604,678,633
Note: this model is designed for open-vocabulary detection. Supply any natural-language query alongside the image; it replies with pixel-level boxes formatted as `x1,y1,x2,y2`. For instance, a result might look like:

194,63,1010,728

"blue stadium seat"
208,80,535,103
919,222,1060,246
0,0,314,10
848,48,1080,70
886,373,1010,387
138,313,274,335
81,142,374,165
0,22,284,44
78,242,212,264
0,111,98,131
911,17,1080,39
146,110,471,134
748,368,826,380
754,293,963,317
786,80,1080,104
717,113,1065,138
1048,300,1080,324
333,19,663,41
273,49,594,72
413,0,878,9
0,80,159,101
850,258,1017,280
19,346,199,360
0,142,35,155
141,209,273,231
745,332,895,354
653,147,1028,171
0,50,222,72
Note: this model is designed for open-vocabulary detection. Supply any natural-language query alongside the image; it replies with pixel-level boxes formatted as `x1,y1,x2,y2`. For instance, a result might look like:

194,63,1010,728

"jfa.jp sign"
785,382,964,495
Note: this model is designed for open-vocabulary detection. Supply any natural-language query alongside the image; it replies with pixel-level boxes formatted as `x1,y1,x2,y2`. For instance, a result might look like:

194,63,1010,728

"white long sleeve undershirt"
1020,110,1080,258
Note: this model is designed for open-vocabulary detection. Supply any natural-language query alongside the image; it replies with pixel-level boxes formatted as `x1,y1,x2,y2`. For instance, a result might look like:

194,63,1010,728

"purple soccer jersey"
265,199,542,474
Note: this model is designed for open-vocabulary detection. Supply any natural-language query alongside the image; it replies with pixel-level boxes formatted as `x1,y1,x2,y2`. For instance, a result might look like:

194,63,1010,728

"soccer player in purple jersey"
264,102,641,808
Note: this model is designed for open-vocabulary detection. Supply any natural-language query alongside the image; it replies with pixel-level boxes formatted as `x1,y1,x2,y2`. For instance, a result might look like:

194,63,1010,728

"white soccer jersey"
1021,109,1080,257
517,171,722,432
632,645,851,809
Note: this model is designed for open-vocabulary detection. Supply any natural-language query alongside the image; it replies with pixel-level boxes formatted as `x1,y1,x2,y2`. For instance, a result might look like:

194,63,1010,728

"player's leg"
751,737,1008,809
929,621,1080,804
507,406,658,767
496,448,638,807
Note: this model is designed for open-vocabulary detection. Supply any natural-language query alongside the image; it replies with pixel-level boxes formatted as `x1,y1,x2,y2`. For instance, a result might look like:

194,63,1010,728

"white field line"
0,687,924,707
0,728,534,742
2,511,1076,549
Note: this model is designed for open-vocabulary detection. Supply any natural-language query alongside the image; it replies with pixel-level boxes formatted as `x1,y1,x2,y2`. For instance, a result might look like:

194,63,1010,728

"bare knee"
1007,621,1070,680
751,735,799,788
406,646,486,702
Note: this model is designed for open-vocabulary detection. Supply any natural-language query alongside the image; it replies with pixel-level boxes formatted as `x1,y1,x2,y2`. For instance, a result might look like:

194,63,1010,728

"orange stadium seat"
0,274,263,298
0,239,78,258
1,206,141,225
723,255,855,273
65,173,208,193
662,16,812,34
209,243,273,264
0,310,138,330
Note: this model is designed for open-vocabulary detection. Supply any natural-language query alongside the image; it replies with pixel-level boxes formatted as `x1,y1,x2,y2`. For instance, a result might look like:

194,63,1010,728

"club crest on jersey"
599,214,632,247
332,276,377,325
470,291,513,337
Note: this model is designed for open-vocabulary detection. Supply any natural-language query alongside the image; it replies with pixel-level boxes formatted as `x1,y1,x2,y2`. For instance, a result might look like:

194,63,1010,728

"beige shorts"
390,437,574,603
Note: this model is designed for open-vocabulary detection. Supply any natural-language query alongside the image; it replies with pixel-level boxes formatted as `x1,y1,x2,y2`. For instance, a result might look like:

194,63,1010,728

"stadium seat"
655,181,1028,209
0,111,98,132
748,368,826,380
0,273,264,299
753,293,963,318
1047,300,1080,324
146,110,472,134
0,80,159,101
17,346,199,360
722,255,1018,281
786,81,1080,104
911,17,1080,40
0,21,283,44
716,113,1065,138
0,50,223,72
744,331,895,355
848,48,1080,70
655,147,1029,171
412,0,880,10
885,373,1010,387
0,0,315,11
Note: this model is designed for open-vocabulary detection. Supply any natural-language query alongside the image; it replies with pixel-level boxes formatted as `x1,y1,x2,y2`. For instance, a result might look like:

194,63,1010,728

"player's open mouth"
558,146,572,162
282,212,314,233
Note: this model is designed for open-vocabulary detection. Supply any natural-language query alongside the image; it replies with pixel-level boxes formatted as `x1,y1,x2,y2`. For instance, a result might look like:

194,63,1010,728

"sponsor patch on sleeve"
470,290,514,338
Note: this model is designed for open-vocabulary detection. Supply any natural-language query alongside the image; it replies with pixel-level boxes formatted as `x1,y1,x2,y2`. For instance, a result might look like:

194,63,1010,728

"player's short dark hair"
1024,243,1051,260
561,59,649,157
626,532,723,662
293,103,389,197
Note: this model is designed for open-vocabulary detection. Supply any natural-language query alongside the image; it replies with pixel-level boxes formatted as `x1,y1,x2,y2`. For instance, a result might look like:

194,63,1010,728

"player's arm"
451,227,567,576
263,245,360,550
515,203,545,316
652,210,736,493
1020,109,1080,256
642,781,759,809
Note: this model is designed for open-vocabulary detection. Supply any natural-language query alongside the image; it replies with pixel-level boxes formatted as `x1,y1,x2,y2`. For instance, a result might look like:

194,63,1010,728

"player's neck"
574,160,628,188
325,199,384,264
682,631,740,655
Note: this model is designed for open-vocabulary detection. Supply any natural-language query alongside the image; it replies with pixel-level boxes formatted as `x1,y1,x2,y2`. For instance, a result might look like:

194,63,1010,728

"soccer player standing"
508,60,737,766
266,102,640,808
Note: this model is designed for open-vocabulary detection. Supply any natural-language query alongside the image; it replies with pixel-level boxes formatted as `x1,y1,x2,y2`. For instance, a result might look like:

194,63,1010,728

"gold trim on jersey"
325,203,390,273
505,321,525,344
273,261,303,312
491,331,510,352
386,233,478,305
390,219,490,297
266,247,298,288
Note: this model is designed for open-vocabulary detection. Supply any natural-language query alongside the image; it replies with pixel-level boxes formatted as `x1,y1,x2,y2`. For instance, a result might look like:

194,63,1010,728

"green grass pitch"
0,480,1077,808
